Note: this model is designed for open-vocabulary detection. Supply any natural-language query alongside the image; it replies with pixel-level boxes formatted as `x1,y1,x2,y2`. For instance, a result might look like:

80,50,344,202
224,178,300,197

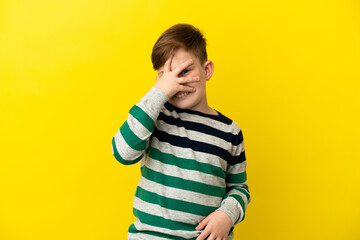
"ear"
203,60,214,81
157,68,164,78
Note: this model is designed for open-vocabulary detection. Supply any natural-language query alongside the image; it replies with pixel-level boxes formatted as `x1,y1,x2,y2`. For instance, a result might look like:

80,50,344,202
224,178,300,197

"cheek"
192,82,206,96
185,72,205,88
190,71,204,82
186,81,201,89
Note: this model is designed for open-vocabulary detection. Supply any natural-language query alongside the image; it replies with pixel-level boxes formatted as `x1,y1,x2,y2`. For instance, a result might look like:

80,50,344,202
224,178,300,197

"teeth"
175,92,190,98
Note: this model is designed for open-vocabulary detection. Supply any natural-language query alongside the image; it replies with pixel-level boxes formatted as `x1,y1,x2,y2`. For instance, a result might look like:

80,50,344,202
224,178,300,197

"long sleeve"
112,86,169,165
217,128,251,225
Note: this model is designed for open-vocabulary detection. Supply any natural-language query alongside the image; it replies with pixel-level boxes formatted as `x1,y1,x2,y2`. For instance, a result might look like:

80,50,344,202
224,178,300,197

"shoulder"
218,111,243,134
217,112,245,148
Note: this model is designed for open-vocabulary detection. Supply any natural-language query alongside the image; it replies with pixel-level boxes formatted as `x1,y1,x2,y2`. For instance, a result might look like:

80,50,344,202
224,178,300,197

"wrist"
215,209,232,223
139,86,169,119
153,83,172,98
217,197,241,226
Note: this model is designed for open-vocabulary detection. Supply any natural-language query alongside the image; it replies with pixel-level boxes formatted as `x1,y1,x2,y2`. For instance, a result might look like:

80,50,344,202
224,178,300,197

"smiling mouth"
175,92,191,98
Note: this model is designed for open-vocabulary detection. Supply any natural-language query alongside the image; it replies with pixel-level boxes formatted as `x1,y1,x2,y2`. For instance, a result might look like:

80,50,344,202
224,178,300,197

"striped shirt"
112,86,250,240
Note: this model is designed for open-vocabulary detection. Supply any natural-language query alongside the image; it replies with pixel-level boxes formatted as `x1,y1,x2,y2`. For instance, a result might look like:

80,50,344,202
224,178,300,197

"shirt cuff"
217,197,243,226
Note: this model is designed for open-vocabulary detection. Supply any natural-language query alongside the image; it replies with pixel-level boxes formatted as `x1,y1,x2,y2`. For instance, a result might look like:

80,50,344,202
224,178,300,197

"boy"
112,23,250,240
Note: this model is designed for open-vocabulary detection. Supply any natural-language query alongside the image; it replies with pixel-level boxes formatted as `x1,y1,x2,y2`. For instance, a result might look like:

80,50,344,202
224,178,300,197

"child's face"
157,48,214,112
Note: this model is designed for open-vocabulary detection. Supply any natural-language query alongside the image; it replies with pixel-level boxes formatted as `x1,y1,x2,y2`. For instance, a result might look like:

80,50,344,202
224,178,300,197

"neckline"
164,102,232,124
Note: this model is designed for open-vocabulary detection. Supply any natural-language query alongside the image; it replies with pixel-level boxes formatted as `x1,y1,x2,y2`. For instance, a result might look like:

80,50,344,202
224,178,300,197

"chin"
169,98,194,110
170,101,189,109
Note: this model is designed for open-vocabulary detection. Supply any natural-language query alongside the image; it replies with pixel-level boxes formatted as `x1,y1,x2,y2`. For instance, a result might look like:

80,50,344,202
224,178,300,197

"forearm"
220,128,251,225
218,182,250,225
112,86,169,165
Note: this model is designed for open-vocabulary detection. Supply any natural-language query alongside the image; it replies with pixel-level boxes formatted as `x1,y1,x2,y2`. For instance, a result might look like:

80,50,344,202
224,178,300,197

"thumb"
196,215,210,230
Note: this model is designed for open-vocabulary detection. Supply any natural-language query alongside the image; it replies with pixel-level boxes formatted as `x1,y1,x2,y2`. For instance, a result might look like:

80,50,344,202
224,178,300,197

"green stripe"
128,224,196,240
238,187,250,201
120,121,147,151
228,186,250,203
229,227,234,235
135,186,217,217
141,166,226,197
129,220,234,239
112,137,143,165
129,105,154,132
133,208,196,232
149,147,226,179
226,171,247,184
242,184,249,192
229,183,249,193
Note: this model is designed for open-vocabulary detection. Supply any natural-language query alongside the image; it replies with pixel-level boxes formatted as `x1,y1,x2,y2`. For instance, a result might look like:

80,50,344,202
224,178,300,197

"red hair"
151,24,207,70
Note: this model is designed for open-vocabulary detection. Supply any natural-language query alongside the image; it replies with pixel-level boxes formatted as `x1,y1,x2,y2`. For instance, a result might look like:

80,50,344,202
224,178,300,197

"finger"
164,54,174,72
196,216,210,230
195,229,211,240
173,58,194,75
178,76,200,84
207,234,216,240
177,85,196,93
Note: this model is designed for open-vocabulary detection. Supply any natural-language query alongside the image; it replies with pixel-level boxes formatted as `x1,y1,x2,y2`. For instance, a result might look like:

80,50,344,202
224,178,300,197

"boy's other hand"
154,54,200,98
195,210,232,240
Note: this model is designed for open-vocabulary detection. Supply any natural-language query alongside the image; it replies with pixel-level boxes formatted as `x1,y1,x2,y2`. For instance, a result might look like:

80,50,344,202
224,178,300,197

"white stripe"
227,180,248,187
146,158,226,188
227,160,247,175
130,219,234,240
163,108,236,133
138,176,223,208
227,188,250,209
114,129,143,160
133,219,200,239
151,137,228,171
128,232,169,240
232,141,245,156
162,109,246,159
133,197,204,224
127,113,152,140
157,119,232,152
228,182,251,204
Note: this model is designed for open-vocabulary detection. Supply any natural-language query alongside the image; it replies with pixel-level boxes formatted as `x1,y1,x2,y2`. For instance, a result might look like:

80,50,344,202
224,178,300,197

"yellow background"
1,0,359,239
